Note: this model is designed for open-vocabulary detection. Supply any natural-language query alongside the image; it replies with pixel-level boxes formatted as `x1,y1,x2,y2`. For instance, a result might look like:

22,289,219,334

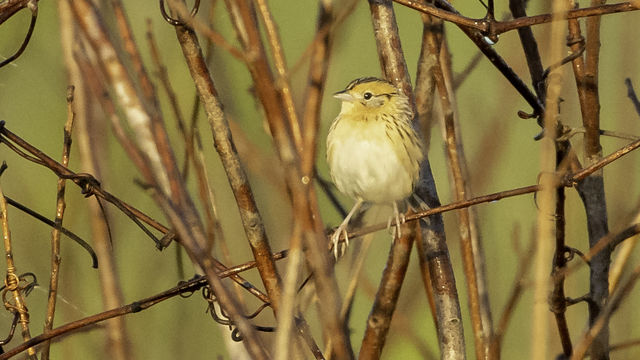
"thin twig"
146,19,192,180
42,86,76,359
509,0,546,100
0,124,166,247
625,78,640,117
432,0,544,116
254,0,303,153
161,0,244,60
301,0,334,177
172,20,283,313
0,122,274,307
0,169,37,359
608,211,640,293
223,1,352,358
3,196,97,266
550,186,573,357
531,1,567,357
452,51,483,90
414,13,439,145
71,0,172,195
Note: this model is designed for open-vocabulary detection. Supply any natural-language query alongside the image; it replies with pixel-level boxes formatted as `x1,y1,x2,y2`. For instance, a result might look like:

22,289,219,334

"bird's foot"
331,224,349,259
389,202,405,240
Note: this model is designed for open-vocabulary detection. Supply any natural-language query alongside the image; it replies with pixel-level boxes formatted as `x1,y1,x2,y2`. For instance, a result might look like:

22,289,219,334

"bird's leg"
391,201,405,239
332,199,364,258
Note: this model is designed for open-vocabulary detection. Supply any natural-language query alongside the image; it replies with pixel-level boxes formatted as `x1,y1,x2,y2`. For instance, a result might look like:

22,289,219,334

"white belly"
327,119,415,204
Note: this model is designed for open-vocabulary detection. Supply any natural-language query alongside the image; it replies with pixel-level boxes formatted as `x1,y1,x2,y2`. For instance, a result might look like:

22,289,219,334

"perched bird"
326,77,424,258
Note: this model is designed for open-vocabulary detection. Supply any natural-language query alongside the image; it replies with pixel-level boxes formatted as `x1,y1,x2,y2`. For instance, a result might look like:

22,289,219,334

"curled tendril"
201,286,275,342
1,272,38,339
19,273,37,296
0,272,37,294
231,328,243,342
159,0,200,26
564,246,588,264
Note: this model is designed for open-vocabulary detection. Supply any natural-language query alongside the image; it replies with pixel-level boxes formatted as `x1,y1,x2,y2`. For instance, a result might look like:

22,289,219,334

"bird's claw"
332,227,349,259
389,202,405,240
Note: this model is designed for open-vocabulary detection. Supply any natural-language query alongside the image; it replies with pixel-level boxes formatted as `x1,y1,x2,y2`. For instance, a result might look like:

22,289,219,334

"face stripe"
345,77,391,91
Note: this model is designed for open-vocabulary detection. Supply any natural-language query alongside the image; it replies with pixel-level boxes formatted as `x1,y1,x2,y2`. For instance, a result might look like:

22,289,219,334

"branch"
359,220,415,359
368,0,465,358
0,122,276,309
0,272,265,360
393,0,639,36
42,86,76,359
0,167,37,359
428,22,491,358
171,21,285,314
343,128,640,242
223,1,352,357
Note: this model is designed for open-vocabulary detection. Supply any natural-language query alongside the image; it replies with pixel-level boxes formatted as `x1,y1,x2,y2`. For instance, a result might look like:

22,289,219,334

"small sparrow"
326,77,424,258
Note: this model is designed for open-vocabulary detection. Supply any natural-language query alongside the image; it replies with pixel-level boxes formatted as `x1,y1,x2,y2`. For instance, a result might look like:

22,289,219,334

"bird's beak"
333,91,353,102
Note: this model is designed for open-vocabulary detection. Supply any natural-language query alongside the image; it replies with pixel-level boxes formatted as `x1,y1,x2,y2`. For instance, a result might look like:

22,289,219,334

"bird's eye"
363,92,373,100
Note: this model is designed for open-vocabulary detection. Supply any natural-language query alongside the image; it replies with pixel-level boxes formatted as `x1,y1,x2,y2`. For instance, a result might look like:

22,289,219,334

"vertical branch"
508,2,579,355
550,187,573,357
58,2,133,359
359,221,415,360
577,0,610,358
532,1,568,359
414,14,438,147
427,21,491,358
273,223,306,360
42,86,76,360
146,20,192,177
222,1,352,358
509,0,546,99
414,17,439,334
254,0,303,152
279,5,338,354
70,0,171,195
583,0,605,160
0,176,36,360
368,1,465,358
73,1,271,357
301,0,334,176
109,0,159,107
368,0,413,102
172,23,283,314
276,4,336,355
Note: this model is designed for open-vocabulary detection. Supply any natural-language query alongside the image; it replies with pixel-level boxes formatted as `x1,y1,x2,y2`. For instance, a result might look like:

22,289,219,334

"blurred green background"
1,1,639,359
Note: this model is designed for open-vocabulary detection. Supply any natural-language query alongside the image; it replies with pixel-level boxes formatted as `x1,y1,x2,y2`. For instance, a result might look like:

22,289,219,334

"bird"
326,77,424,258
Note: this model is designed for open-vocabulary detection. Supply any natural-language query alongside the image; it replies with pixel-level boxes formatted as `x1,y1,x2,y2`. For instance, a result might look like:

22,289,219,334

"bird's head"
333,77,407,116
